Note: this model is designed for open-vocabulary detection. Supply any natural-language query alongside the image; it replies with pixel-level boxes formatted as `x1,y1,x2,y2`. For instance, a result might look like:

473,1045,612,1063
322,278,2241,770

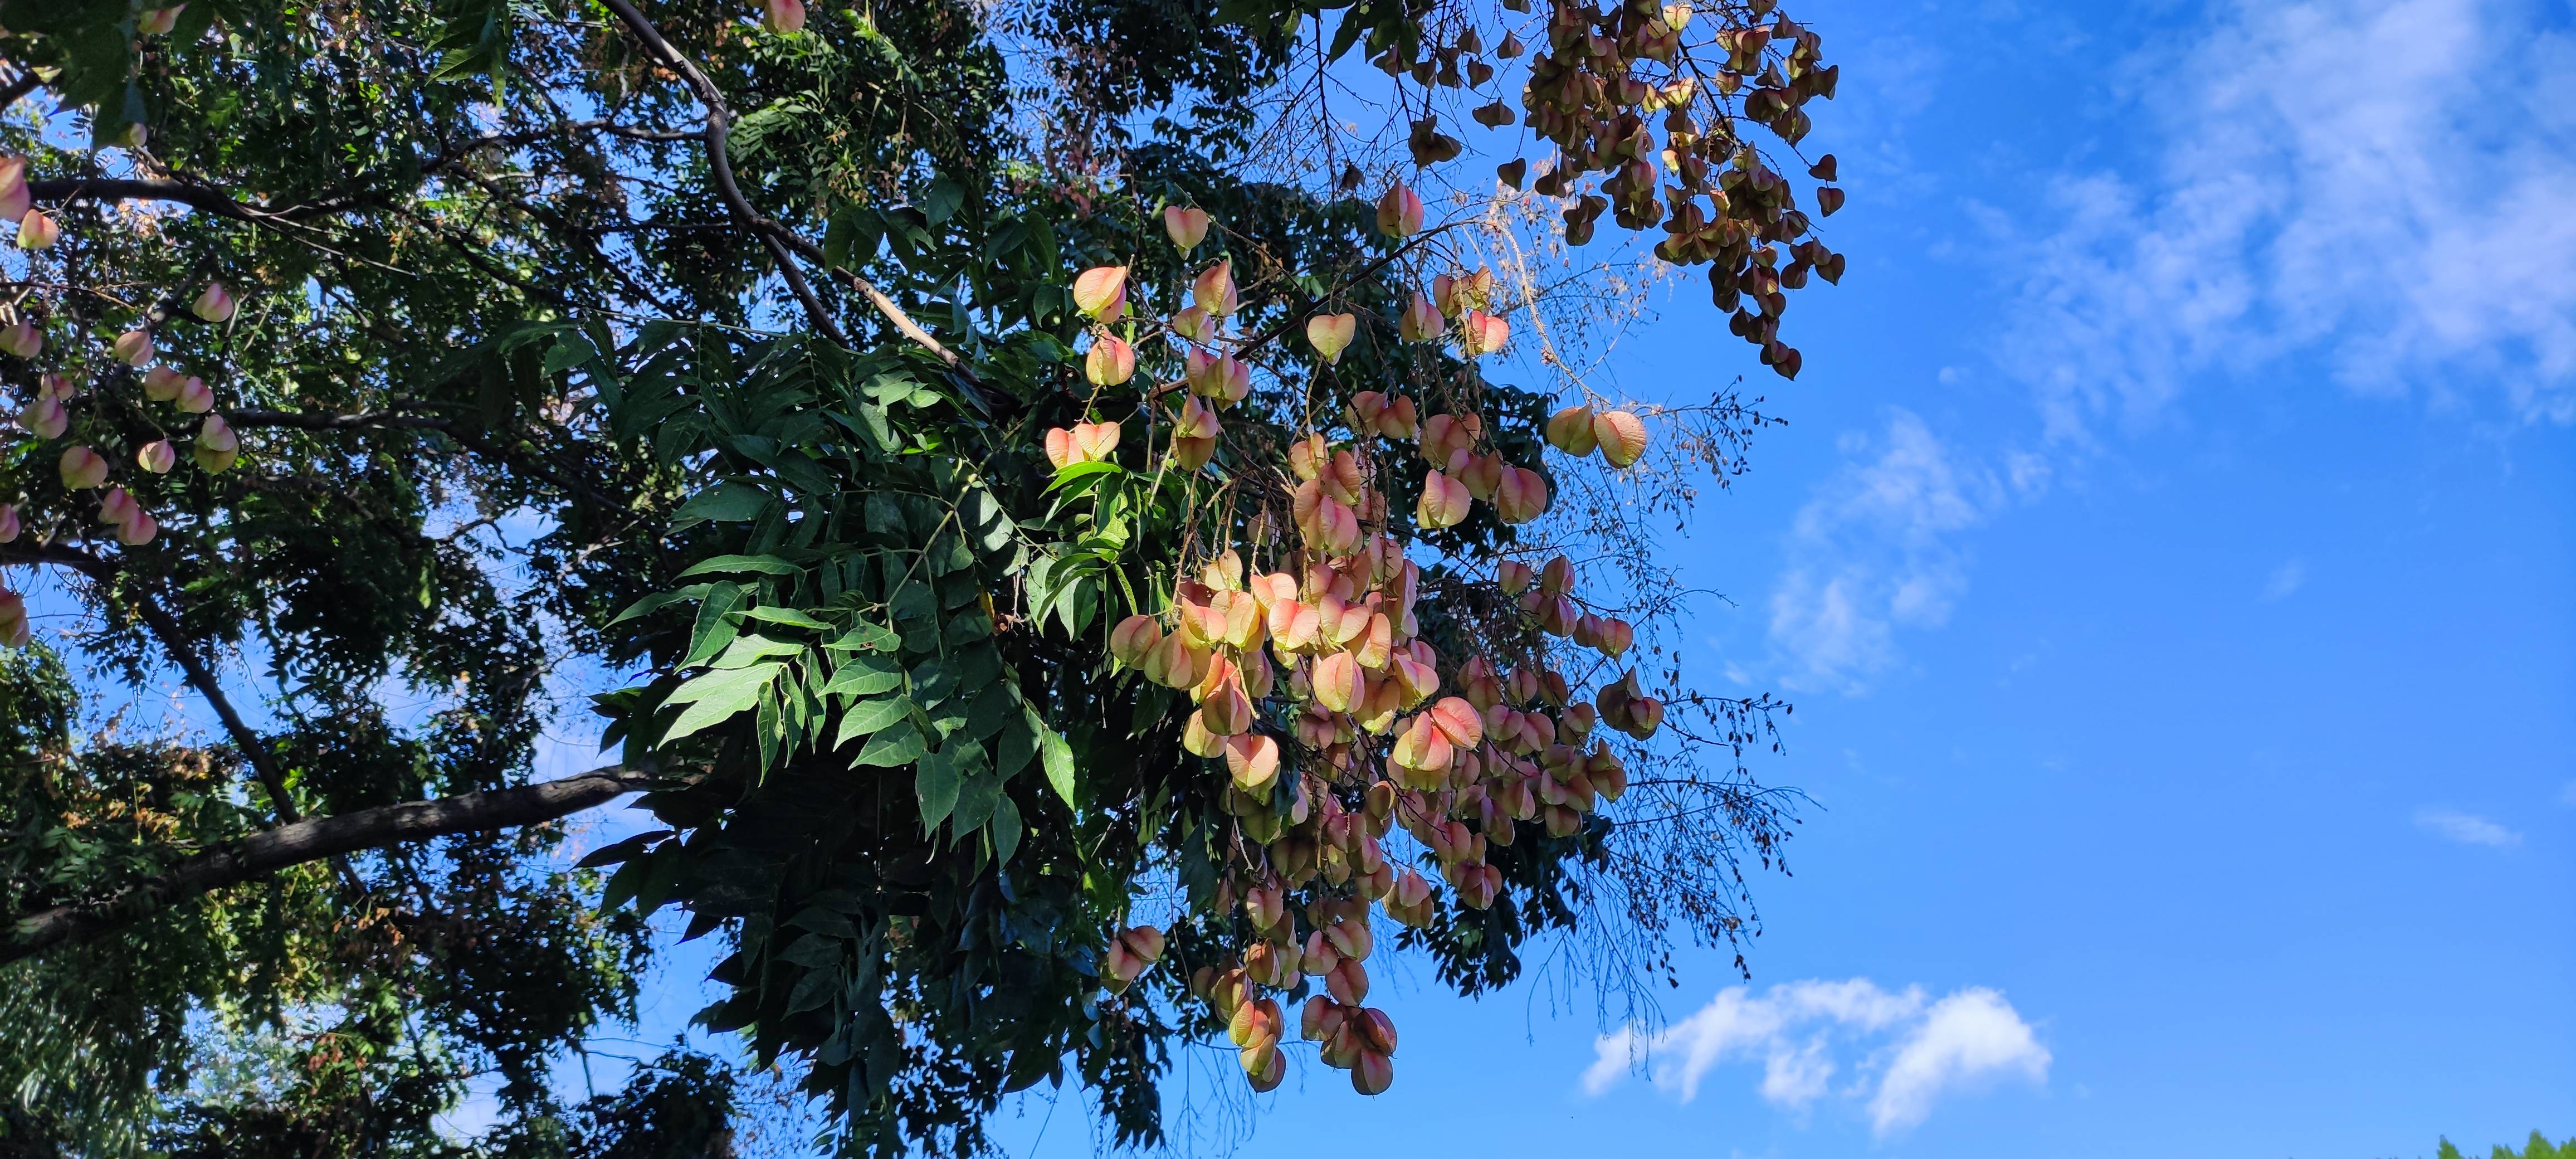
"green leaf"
852,721,928,768
833,695,914,748
683,582,744,666
677,554,803,578
823,652,901,697
950,764,999,837
826,621,900,654
915,744,962,831
990,795,1023,865
661,663,783,742
742,606,833,632
1037,716,1077,809
674,481,775,527
607,583,713,626
1044,460,1123,493
710,634,805,669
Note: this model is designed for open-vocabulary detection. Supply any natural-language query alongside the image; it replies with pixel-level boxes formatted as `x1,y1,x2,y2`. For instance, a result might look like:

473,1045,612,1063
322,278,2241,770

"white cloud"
1582,978,2049,1137
1766,411,2010,693
2262,560,2307,601
1868,988,2055,1133
2414,807,2523,848
1996,0,2576,437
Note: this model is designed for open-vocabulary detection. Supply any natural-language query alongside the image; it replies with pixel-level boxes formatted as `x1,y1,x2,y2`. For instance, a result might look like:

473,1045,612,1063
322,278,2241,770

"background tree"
0,0,1846,1152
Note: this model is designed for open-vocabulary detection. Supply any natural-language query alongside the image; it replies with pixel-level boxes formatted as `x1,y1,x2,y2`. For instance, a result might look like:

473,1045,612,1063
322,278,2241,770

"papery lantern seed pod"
1084,335,1135,386
1498,559,1534,594
97,487,140,528
1416,469,1470,529
58,446,109,489
1370,396,1415,440
1459,452,1504,501
1306,313,1357,364
1287,433,1328,481
1170,305,1212,343
1301,995,1343,1040
1192,260,1239,315
23,395,67,439
1539,555,1575,595
1428,696,1484,748
1623,696,1664,738
1223,732,1281,793
137,440,177,474
144,367,184,402
1200,679,1253,735
139,5,186,33
1352,1048,1393,1095
1121,925,1167,962
113,329,154,367
1399,293,1446,343
1073,267,1134,325
1072,420,1120,461
1495,466,1549,524
0,504,16,544
1043,427,1078,470
16,208,56,250
192,281,237,323
174,377,215,414
0,322,40,358
1457,309,1510,358
1326,956,1369,1005
1546,405,1599,456
1110,614,1162,667
194,414,238,474
1162,205,1211,251
1592,410,1650,468
1597,617,1634,658
1360,1007,1398,1055
1376,182,1424,239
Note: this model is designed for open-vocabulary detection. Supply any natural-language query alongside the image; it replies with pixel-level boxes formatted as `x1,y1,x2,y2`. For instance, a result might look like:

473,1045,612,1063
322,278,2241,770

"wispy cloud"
1581,978,2050,1137
1765,411,2020,693
2414,807,2523,848
1994,0,2576,436
2262,560,2307,601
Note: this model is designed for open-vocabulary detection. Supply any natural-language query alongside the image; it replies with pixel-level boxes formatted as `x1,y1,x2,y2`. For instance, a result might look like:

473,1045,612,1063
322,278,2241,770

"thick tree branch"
1,767,652,965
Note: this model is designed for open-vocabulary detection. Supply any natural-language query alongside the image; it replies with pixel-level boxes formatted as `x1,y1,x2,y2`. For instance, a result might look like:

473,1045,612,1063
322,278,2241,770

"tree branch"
1,767,652,965
596,0,848,349
25,177,366,225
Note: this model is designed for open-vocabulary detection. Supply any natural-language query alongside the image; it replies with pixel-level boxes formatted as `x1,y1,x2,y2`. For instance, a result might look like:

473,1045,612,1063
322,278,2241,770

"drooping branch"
13,546,307,824
0,767,652,965
24,177,371,225
596,0,848,349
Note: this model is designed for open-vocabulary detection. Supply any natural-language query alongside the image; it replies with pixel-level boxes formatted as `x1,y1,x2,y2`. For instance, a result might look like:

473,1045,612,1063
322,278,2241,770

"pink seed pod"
1070,265,1128,320
15,208,56,250
1161,205,1210,251
138,5,184,34
23,395,68,439
58,446,110,489
763,0,804,32
191,281,236,323
1375,182,1423,239
113,329,155,367
193,414,238,474
1191,260,1238,316
1591,410,1650,468
0,321,40,358
0,504,20,544
97,487,140,527
173,376,215,414
137,440,177,474
1082,336,1134,386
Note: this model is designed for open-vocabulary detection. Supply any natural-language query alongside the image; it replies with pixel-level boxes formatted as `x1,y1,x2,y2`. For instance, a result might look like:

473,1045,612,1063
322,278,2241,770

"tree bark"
2,767,651,965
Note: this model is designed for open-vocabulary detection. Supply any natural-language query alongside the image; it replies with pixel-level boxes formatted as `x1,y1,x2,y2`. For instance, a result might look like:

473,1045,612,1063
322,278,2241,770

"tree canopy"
0,0,1846,1152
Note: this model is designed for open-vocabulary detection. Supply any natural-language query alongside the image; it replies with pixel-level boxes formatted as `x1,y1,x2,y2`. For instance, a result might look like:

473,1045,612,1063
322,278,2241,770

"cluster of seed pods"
1047,191,1668,1096
1361,0,1846,379
2,157,243,646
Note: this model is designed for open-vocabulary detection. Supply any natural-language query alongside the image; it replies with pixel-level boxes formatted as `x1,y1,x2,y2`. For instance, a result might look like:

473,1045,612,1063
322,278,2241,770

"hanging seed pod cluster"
1,156,245,639
1048,193,1663,1097
1370,0,1845,381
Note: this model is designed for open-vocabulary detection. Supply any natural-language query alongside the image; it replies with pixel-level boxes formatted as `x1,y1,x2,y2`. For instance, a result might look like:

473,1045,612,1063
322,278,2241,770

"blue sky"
983,0,2576,1154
